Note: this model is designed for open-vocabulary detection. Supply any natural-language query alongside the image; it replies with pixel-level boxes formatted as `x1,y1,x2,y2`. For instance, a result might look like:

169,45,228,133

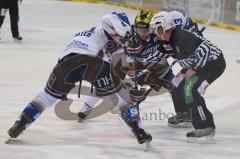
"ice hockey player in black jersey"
126,11,175,88
150,11,226,143
120,11,176,145
132,11,194,128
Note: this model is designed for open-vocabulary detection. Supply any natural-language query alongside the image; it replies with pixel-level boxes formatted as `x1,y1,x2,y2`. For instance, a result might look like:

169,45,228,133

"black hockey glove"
131,70,161,91
132,63,176,91
129,87,147,103
119,31,132,45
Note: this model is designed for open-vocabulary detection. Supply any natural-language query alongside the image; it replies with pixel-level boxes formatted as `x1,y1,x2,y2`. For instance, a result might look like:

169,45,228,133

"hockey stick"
130,25,142,107
199,1,218,33
131,25,138,90
199,15,214,33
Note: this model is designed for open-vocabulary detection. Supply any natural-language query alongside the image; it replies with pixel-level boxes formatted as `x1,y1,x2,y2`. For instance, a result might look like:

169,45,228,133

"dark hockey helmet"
135,11,154,29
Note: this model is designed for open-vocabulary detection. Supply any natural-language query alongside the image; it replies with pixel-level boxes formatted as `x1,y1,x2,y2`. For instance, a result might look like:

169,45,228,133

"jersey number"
173,18,183,25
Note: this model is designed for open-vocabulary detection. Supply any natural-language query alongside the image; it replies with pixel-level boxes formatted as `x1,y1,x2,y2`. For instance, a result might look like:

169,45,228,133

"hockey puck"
236,59,240,63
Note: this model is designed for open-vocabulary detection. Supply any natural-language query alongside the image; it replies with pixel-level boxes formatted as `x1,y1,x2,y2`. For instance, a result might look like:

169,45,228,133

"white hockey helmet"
101,12,131,43
150,11,175,31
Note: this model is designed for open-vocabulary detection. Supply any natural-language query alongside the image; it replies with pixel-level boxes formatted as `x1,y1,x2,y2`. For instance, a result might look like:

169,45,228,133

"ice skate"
127,119,152,145
78,103,93,122
133,127,152,144
168,112,192,128
131,124,152,151
186,127,216,144
120,105,152,147
13,35,23,41
7,113,33,140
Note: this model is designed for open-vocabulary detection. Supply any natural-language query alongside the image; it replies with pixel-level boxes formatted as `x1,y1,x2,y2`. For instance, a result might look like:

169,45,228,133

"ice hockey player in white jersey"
7,12,152,145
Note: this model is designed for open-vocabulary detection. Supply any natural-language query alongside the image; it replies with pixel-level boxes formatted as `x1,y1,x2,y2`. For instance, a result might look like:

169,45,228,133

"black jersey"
169,27,222,70
134,33,173,65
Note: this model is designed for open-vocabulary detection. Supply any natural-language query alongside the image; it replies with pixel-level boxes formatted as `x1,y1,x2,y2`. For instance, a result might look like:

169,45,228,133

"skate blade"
77,115,87,123
13,39,23,42
78,119,85,123
187,135,216,144
168,122,193,128
5,137,14,144
143,140,152,152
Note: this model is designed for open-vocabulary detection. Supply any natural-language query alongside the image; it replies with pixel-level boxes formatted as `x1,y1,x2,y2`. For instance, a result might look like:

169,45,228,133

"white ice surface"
0,0,240,159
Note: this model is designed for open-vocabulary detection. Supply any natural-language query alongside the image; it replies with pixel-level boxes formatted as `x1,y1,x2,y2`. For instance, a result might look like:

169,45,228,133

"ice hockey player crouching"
7,12,152,145
150,11,226,143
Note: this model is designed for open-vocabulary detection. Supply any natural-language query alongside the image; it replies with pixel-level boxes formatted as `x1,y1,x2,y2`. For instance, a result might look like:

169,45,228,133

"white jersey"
60,13,130,63
60,26,110,61
170,11,188,29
